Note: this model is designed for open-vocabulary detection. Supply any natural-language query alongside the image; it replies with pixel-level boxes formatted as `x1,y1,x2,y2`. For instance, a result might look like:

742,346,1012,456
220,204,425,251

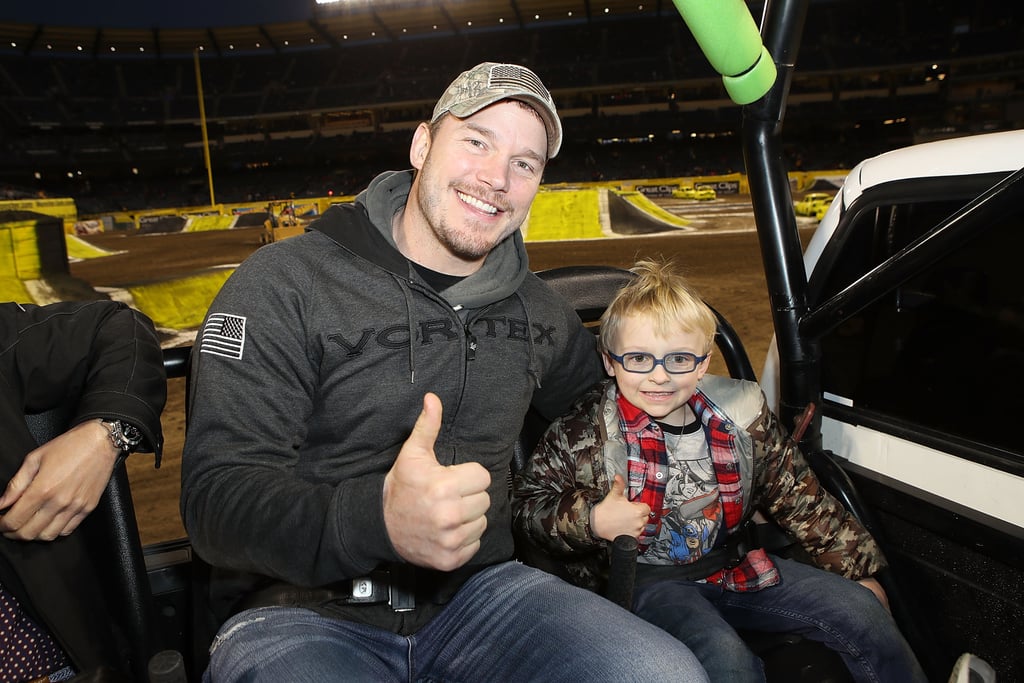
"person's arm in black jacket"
0,300,166,541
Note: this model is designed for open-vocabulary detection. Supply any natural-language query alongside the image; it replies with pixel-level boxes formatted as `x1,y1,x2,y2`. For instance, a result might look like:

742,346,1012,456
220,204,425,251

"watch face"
103,419,143,451
120,421,144,445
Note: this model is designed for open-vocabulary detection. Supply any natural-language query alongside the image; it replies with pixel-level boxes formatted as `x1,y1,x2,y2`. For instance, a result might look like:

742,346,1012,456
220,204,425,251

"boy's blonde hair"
599,258,717,354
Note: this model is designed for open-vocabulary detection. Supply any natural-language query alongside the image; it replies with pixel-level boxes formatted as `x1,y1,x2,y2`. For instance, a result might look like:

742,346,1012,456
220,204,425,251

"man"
1,299,166,681
182,63,708,681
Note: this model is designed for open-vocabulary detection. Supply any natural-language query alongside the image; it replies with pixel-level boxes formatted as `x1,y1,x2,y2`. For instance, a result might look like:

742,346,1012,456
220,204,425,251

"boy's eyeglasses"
606,350,708,374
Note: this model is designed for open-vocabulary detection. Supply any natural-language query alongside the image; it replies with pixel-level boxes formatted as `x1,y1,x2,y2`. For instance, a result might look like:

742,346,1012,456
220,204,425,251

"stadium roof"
0,0,678,58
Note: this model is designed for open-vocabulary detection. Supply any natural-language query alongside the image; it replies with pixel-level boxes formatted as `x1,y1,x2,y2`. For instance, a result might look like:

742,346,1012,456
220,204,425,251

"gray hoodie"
181,170,603,620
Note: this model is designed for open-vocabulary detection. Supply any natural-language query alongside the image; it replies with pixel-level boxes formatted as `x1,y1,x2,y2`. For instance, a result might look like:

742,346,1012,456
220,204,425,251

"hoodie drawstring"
514,290,542,389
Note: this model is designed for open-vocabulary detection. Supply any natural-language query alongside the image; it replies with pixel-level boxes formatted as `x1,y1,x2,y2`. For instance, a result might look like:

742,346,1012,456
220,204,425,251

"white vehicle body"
762,129,1024,530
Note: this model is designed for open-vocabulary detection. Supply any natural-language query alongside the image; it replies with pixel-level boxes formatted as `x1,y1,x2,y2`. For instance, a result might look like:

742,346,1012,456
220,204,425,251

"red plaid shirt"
618,390,780,592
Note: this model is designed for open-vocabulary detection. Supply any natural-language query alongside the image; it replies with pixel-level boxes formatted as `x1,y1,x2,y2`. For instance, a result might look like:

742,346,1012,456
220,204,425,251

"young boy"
512,258,927,683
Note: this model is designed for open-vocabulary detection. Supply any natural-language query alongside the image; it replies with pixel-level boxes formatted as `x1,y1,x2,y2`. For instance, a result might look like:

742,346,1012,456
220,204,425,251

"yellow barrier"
524,189,604,241
186,214,236,232
0,197,78,233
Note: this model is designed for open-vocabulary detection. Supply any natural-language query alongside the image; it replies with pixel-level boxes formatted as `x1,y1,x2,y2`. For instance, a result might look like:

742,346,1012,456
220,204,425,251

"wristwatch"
100,418,144,455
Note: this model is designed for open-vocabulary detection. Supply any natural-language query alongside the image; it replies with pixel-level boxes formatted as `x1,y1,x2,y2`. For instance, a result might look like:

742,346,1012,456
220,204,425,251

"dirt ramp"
607,191,690,235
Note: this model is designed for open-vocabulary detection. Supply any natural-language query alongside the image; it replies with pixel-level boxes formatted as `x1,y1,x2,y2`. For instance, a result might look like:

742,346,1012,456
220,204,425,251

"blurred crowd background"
0,0,1020,215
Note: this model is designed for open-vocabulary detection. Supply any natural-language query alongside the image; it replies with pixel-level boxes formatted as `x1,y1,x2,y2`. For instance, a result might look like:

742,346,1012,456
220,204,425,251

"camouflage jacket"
512,377,886,593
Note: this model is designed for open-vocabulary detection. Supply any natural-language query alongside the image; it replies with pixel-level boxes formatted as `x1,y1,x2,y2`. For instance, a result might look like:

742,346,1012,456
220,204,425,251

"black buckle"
723,519,758,569
386,564,416,612
388,583,415,612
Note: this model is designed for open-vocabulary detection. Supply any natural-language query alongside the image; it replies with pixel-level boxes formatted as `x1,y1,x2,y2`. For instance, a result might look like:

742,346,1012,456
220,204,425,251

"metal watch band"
100,418,144,454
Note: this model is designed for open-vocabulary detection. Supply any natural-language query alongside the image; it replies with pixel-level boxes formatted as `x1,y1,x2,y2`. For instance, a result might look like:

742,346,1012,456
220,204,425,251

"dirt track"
71,203,815,545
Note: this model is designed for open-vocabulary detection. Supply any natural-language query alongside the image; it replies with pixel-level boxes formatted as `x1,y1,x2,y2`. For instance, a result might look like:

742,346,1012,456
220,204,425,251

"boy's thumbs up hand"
590,474,651,542
383,393,491,571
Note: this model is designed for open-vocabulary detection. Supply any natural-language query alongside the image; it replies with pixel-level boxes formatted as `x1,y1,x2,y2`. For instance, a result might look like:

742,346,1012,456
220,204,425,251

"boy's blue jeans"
632,554,928,683
205,561,709,682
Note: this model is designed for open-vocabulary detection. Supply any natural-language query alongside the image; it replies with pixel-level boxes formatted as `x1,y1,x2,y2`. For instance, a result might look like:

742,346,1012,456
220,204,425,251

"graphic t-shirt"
636,420,723,566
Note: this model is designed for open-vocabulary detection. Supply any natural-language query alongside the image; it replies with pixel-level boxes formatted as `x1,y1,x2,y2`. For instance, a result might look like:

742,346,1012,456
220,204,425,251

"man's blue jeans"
632,555,927,683
205,561,709,682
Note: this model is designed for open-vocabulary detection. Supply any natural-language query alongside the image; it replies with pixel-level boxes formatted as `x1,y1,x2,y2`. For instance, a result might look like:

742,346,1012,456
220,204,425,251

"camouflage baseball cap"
431,62,562,159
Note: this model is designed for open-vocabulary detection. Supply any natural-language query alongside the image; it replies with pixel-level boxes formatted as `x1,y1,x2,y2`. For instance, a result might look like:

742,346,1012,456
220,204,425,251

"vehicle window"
817,188,1024,456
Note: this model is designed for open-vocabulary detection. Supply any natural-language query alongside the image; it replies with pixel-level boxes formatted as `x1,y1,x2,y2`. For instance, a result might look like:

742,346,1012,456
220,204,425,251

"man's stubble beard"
415,158,521,263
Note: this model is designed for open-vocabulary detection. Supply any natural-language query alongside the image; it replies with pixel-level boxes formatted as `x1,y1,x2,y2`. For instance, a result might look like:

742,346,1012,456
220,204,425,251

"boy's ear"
601,351,616,377
696,348,713,379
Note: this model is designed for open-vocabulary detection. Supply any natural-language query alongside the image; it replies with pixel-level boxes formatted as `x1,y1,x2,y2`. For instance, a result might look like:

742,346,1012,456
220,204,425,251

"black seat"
24,405,159,682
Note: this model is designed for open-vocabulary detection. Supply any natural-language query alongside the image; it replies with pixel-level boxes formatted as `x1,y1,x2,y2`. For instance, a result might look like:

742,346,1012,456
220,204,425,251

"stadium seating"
0,5,1020,213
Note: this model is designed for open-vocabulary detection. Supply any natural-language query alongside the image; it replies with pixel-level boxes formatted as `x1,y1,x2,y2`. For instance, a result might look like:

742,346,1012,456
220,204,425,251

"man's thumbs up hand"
383,393,491,571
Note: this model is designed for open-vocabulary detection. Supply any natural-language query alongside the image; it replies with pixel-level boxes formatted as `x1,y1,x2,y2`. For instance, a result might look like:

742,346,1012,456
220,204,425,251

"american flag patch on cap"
200,313,246,360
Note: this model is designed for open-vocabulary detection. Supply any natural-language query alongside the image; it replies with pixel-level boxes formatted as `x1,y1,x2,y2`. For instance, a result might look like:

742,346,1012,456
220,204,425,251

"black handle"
606,534,638,610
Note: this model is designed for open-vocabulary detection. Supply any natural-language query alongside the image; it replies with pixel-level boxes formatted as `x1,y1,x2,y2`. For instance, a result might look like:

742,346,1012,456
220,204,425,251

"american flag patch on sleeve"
200,313,247,360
